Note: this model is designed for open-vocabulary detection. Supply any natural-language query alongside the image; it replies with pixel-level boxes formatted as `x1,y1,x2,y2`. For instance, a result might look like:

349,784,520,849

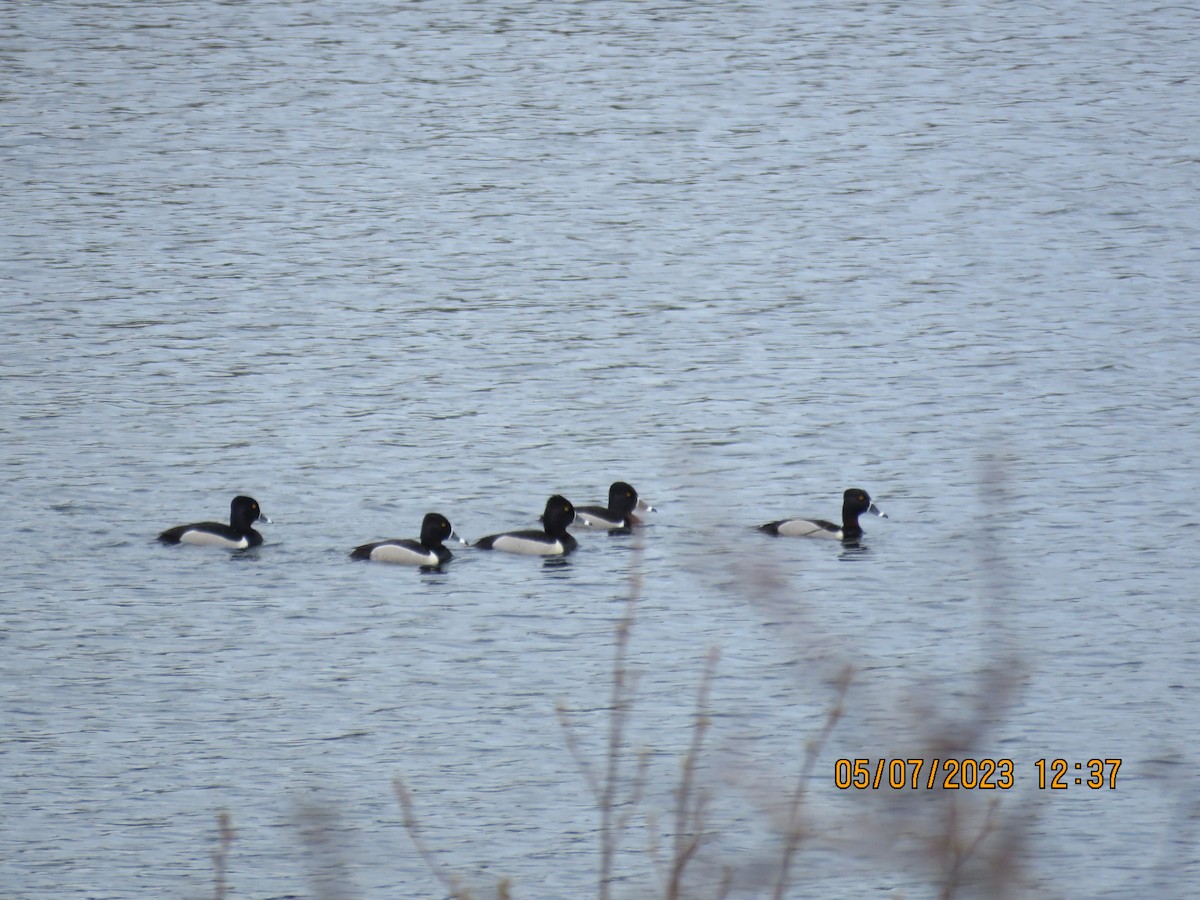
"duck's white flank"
179,530,250,549
368,542,440,565
490,534,566,555
773,519,840,538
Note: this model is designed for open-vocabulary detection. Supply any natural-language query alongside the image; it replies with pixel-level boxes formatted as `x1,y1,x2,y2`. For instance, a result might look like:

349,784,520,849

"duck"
475,495,578,556
573,481,654,530
350,513,463,567
758,488,886,541
157,495,269,549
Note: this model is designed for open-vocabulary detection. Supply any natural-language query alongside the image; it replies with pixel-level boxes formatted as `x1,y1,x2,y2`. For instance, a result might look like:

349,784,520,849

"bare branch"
393,775,472,899
211,810,235,900
772,664,853,900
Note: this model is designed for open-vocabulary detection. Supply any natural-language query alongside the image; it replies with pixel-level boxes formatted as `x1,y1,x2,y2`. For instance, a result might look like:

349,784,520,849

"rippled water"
3,1,1199,897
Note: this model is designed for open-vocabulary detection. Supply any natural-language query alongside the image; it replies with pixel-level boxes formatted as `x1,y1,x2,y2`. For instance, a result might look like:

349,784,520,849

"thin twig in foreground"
211,810,235,900
599,596,638,900
393,775,472,899
938,795,1002,900
772,664,853,900
666,646,720,900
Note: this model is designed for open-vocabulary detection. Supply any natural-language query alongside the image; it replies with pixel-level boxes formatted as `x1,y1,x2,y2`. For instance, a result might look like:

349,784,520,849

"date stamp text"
833,758,1121,790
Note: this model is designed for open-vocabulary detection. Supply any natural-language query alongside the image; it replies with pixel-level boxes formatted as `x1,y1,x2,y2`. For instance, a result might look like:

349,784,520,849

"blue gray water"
3,1,1199,897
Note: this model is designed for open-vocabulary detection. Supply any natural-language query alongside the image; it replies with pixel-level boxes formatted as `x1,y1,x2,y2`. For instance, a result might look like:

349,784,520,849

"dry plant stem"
771,665,853,900
938,796,1001,900
666,646,720,900
558,535,648,900
557,695,653,865
617,749,651,855
211,810,235,900
556,701,603,801
293,801,358,900
393,776,472,900
716,865,735,899
599,596,638,900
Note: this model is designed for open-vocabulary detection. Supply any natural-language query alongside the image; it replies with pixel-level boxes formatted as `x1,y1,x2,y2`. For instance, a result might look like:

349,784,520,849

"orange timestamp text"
834,758,1121,790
